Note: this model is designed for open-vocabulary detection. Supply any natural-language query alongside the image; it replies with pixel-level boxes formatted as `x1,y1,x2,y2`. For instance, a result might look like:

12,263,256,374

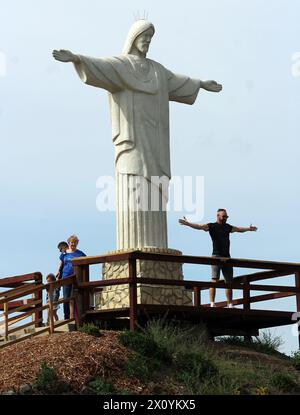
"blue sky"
1,0,300,354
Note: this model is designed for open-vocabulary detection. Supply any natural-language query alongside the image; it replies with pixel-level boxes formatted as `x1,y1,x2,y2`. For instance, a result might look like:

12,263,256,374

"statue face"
133,28,154,55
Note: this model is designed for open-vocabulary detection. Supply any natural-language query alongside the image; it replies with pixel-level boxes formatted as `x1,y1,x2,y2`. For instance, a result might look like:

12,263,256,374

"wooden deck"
85,304,295,337
72,250,300,344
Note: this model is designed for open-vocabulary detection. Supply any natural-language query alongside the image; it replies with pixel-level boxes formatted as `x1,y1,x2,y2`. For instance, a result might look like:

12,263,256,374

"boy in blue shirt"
56,241,68,280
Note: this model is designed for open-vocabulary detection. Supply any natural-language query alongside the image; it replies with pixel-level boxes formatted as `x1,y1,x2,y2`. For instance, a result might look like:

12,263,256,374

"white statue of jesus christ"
53,20,222,250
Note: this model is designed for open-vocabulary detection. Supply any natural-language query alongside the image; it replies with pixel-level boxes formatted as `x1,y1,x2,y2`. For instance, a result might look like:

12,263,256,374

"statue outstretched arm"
200,80,222,93
52,50,123,93
168,70,222,104
52,49,80,64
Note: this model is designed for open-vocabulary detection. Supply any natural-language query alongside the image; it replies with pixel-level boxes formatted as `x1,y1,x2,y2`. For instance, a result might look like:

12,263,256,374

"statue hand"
52,49,79,63
201,80,222,93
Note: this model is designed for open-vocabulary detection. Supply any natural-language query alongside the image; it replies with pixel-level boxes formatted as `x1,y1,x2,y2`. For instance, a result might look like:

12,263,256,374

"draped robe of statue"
73,20,201,250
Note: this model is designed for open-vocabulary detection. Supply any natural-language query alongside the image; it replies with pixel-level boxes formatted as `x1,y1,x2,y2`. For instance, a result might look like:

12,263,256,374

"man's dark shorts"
211,255,233,283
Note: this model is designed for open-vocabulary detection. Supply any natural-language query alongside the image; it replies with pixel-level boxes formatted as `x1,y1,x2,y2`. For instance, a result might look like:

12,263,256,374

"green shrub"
115,389,132,395
88,378,115,395
195,374,244,395
174,351,218,393
79,323,102,337
87,378,132,395
122,353,160,382
255,330,284,354
33,362,65,394
143,318,186,356
119,331,156,355
290,351,300,370
143,318,209,358
120,320,215,391
119,330,171,363
270,372,298,392
217,336,246,346
215,358,267,395
218,330,284,356
175,351,218,378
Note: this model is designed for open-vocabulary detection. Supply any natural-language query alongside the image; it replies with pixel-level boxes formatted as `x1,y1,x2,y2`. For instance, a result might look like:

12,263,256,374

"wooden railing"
0,274,79,346
0,272,43,289
0,272,43,325
1,252,300,346
72,251,300,341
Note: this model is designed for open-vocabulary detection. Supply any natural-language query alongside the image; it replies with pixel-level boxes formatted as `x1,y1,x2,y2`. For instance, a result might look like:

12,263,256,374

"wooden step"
0,319,76,348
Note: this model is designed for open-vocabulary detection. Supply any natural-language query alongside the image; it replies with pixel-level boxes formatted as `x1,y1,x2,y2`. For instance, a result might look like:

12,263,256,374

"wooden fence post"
34,272,43,327
295,272,300,349
4,300,8,341
73,289,80,330
129,258,137,331
82,265,90,315
74,265,83,325
242,276,251,342
243,277,251,311
48,285,55,335
193,287,201,307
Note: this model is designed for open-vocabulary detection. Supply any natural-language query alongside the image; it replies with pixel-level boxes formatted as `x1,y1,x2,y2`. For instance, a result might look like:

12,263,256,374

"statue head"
122,20,155,57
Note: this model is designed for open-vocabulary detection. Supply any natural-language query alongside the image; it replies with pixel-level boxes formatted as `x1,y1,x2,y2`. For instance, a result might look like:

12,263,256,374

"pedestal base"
95,247,193,309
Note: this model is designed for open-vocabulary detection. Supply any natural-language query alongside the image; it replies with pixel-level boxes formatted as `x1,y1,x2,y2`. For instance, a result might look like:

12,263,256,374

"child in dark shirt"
46,273,60,323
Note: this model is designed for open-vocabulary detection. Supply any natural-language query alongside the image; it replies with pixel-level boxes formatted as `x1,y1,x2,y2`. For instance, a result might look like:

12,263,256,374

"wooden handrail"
233,270,292,284
77,277,300,293
72,251,300,271
0,272,42,288
5,313,36,326
52,296,75,307
203,292,296,308
46,275,76,289
0,283,45,306
0,299,41,314
0,283,38,298
78,278,131,289
0,303,49,324
0,275,76,307
8,319,43,335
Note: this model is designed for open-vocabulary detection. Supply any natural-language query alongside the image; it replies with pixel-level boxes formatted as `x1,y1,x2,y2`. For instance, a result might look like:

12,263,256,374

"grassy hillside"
0,320,300,395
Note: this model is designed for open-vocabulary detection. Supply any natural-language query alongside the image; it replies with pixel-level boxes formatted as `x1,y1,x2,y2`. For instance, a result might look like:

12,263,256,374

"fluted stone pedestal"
95,247,193,309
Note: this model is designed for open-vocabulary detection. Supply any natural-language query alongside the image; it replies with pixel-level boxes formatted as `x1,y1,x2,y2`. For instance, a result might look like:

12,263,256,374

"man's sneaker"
210,302,216,308
227,303,235,309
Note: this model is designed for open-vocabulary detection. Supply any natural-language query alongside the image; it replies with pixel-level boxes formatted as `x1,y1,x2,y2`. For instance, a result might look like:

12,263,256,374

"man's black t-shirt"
208,222,233,257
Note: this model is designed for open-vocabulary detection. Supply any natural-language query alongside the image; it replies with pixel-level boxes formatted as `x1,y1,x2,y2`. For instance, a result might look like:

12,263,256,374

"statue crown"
133,10,149,21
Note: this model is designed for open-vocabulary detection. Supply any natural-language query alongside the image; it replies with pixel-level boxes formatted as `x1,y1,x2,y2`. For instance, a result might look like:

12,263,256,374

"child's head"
57,241,68,253
46,273,56,283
